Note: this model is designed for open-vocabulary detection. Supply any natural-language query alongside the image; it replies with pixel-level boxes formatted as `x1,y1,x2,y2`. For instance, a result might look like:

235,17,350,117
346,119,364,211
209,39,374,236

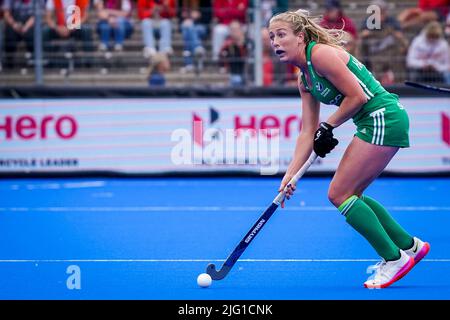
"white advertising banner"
0,97,449,174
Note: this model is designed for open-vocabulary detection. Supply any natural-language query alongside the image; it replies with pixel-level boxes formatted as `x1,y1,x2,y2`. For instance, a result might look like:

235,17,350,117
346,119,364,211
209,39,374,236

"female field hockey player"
269,9,430,289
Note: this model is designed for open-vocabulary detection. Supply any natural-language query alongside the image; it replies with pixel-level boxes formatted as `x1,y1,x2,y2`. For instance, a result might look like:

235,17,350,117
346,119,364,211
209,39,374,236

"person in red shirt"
179,1,209,72
398,0,449,30
319,0,358,39
212,0,248,61
261,27,274,86
44,0,94,68
137,0,176,57
94,0,134,52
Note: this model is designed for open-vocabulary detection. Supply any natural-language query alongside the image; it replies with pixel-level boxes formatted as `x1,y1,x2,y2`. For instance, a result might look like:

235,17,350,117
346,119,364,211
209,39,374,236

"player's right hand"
313,122,338,158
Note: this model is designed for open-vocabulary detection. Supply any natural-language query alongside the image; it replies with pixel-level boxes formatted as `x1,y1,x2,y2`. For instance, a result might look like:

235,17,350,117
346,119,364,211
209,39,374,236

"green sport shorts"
352,93,410,148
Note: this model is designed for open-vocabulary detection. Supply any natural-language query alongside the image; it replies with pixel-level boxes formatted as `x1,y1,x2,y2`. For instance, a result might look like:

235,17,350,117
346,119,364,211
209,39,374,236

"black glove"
313,122,338,158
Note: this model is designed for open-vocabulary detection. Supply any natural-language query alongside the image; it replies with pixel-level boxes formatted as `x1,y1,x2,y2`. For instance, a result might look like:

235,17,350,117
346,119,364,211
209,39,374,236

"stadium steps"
0,69,229,87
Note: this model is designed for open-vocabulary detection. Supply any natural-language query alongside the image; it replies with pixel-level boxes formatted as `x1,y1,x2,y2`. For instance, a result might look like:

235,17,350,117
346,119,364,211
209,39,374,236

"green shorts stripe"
370,108,386,145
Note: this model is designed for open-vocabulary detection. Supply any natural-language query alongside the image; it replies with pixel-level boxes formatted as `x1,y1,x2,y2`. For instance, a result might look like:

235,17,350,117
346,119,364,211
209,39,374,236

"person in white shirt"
406,21,449,83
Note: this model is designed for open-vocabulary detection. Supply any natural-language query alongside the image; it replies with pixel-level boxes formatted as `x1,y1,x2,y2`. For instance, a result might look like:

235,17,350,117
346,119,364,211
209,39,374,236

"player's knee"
327,187,340,207
328,187,353,208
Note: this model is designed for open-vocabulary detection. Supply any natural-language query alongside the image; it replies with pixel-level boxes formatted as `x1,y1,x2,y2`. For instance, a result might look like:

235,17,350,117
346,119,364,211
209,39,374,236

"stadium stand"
0,0,447,87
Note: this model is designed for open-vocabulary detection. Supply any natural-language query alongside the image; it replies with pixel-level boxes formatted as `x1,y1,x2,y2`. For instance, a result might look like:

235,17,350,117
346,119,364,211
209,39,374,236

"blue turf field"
0,177,449,299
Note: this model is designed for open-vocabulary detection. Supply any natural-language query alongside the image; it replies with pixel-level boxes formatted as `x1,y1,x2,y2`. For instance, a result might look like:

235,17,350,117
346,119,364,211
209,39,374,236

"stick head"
206,263,217,276
206,263,230,280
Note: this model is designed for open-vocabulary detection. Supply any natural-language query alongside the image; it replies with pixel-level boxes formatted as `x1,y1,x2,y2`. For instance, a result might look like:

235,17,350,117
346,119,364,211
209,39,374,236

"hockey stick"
404,81,450,94
206,152,318,280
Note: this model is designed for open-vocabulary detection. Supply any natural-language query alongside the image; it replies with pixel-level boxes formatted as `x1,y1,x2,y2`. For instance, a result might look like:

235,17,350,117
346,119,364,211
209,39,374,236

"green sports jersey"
300,41,410,148
300,41,386,110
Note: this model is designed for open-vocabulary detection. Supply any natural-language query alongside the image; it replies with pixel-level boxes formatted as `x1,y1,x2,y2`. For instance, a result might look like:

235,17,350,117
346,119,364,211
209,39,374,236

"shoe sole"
364,256,415,289
414,242,430,264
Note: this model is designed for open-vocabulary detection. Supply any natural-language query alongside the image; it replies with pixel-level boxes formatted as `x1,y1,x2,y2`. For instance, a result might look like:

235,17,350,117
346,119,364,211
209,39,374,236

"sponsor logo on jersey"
315,82,324,92
329,94,343,105
321,87,331,97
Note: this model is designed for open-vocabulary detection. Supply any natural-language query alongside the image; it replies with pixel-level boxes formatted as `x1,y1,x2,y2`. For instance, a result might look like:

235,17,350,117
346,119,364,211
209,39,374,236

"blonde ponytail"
269,9,346,49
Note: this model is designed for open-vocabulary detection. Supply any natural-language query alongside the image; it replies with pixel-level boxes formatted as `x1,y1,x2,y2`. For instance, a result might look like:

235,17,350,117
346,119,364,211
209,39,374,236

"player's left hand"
278,174,296,208
313,122,338,158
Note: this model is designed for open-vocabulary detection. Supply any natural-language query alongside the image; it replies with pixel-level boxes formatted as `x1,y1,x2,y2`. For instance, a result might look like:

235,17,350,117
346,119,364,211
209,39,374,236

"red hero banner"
0,115,78,140
234,114,302,139
442,113,450,147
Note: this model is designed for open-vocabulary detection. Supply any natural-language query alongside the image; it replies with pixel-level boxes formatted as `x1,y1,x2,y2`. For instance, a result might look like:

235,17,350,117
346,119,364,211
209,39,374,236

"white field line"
0,206,449,212
0,259,449,263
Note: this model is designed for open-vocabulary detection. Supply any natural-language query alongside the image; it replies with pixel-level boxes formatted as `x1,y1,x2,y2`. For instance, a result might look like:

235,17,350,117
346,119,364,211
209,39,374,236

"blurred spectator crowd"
0,0,449,86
